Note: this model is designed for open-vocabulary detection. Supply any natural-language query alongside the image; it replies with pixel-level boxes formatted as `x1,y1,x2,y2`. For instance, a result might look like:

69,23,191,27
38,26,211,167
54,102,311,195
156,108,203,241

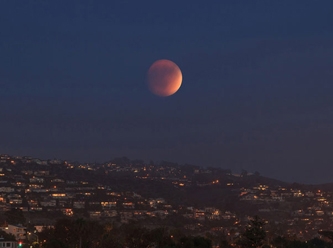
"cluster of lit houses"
0,154,333,242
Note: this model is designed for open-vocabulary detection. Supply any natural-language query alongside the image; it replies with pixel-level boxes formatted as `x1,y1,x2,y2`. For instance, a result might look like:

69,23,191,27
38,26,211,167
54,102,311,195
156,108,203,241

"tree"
73,218,87,248
241,169,248,177
4,209,26,225
271,236,288,248
0,230,15,241
318,230,333,243
40,218,103,248
97,223,124,248
149,227,175,247
238,215,266,248
120,223,151,248
307,237,332,248
179,236,212,248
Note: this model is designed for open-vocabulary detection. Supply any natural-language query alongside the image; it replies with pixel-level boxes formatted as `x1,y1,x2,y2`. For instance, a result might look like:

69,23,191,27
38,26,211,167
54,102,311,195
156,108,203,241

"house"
89,211,101,219
9,199,23,205
271,196,284,201
122,202,135,209
305,191,315,197
240,193,258,201
206,209,221,220
102,210,118,218
73,201,85,209
28,184,44,190
58,200,69,207
50,193,67,199
40,200,56,207
0,203,10,212
156,198,166,204
153,210,169,219
292,210,305,217
221,211,235,220
29,207,43,211
29,177,44,183
51,178,64,183
119,211,133,223
0,187,15,193
0,238,18,248
280,192,292,198
34,225,54,233
62,208,73,216
133,210,147,218
89,201,100,206
194,209,206,221
101,201,117,209
0,224,26,240
183,213,193,219
34,170,50,176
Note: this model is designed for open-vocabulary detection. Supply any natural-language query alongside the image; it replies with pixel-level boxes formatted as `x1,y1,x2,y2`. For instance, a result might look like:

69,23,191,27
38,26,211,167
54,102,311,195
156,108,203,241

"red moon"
147,59,182,97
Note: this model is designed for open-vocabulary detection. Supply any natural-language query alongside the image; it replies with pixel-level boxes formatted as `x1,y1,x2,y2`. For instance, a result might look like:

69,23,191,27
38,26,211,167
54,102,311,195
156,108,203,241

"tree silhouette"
238,215,266,248
318,230,333,243
4,209,26,225
179,236,212,248
0,230,15,241
117,223,151,248
149,227,175,247
40,218,103,248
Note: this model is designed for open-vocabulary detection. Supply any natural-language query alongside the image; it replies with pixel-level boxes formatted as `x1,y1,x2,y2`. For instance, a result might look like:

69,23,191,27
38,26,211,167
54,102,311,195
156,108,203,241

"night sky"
1,1,333,184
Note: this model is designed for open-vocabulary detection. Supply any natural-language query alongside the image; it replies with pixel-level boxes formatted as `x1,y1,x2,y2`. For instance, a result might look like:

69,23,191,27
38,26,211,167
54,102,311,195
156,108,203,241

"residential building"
0,224,26,241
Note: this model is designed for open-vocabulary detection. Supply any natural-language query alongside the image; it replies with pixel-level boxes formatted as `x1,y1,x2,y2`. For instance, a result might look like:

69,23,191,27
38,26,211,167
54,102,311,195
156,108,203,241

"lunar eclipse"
147,59,182,97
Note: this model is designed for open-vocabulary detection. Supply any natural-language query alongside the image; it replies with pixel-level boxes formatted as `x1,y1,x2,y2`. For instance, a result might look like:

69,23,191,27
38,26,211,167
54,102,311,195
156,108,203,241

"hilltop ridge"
0,153,332,241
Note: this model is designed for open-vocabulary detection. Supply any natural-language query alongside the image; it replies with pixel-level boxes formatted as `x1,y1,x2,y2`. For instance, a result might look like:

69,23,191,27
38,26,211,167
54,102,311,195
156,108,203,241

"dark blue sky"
1,1,333,183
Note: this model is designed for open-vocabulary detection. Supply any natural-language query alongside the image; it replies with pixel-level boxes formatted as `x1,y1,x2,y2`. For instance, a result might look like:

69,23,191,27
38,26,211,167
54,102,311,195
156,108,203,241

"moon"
147,59,182,97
